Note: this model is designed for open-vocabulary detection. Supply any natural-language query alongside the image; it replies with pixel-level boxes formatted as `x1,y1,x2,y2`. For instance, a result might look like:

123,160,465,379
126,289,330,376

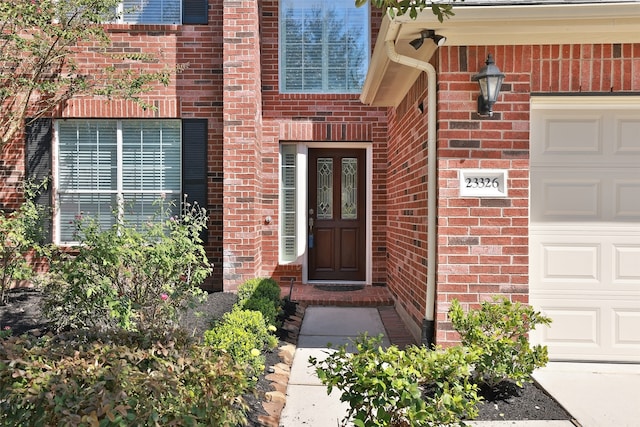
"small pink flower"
160,293,169,301
3,326,10,331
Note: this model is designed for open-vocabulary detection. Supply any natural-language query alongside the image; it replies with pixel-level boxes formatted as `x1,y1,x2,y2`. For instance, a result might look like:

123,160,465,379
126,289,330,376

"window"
55,119,182,243
279,0,369,94
114,0,208,25
280,144,298,262
121,0,181,24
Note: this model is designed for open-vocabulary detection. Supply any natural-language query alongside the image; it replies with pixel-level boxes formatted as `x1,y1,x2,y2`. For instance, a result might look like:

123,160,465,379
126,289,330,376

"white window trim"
279,141,373,285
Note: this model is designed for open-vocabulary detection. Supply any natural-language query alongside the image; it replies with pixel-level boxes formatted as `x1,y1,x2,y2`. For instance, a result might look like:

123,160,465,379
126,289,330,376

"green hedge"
236,277,282,327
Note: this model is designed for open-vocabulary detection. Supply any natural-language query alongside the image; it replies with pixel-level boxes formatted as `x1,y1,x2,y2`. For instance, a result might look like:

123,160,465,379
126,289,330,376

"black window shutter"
25,118,53,243
182,119,208,243
183,0,208,25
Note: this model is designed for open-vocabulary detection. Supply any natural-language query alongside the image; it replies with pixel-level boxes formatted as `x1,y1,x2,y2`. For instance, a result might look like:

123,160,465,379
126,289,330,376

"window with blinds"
279,0,369,94
280,144,297,262
121,0,181,24
56,119,181,243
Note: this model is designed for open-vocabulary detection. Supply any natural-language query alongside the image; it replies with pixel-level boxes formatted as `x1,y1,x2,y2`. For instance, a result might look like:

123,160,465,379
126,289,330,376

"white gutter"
384,21,438,346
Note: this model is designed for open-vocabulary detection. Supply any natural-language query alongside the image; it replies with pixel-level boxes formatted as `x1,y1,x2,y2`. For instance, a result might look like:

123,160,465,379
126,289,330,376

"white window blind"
56,119,181,243
280,0,369,94
122,0,181,24
280,144,297,262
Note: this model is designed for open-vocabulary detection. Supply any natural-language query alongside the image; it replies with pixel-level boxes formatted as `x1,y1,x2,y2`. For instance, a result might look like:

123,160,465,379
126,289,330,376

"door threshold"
306,281,369,286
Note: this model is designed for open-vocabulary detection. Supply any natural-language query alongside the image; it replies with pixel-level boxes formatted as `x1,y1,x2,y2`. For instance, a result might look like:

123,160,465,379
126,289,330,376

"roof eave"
361,2,640,107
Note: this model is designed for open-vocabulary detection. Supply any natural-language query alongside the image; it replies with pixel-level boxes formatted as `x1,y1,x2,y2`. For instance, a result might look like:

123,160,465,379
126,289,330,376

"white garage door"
530,97,640,362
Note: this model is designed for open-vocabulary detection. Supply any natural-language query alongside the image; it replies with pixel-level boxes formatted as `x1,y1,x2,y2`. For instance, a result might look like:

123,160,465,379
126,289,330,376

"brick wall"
386,43,640,345
384,79,430,341
435,45,531,344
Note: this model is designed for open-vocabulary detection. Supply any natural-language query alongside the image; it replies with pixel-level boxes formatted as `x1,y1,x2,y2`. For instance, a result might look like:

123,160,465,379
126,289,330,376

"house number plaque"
459,169,508,198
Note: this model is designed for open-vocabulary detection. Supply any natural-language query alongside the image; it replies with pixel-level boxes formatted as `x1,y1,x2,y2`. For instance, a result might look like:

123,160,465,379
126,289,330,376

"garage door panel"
614,309,640,346
533,109,640,166
538,305,600,345
615,117,640,154
613,245,640,283
531,99,640,362
614,180,640,219
544,116,602,154
531,170,640,222
543,244,600,283
531,295,640,361
536,179,601,220
533,233,640,292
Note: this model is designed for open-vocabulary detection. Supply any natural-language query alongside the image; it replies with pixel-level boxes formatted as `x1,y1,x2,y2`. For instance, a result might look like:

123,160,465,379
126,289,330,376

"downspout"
384,37,438,348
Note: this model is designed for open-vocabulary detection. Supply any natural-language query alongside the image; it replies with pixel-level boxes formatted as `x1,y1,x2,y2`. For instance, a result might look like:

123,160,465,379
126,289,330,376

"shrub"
0,330,250,427
204,307,278,385
236,277,282,327
0,180,50,306
41,198,211,332
310,334,481,427
241,296,280,327
0,326,11,339
236,277,281,305
449,297,552,387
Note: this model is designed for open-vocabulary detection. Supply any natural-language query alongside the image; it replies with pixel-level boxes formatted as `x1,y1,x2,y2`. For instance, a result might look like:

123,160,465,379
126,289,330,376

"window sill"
105,24,182,34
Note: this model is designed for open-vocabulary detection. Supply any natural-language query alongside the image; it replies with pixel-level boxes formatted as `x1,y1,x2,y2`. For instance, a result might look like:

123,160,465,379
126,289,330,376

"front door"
308,149,366,281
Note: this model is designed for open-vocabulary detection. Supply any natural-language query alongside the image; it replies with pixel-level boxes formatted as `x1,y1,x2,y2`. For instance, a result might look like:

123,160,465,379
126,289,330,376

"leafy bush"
0,330,251,427
236,277,281,305
0,180,50,305
236,277,282,327
241,296,280,328
449,297,552,387
41,198,211,332
310,334,481,427
0,326,11,339
204,307,278,385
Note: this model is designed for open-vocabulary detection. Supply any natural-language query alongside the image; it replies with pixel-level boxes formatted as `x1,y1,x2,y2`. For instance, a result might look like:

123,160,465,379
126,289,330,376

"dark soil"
0,288,573,424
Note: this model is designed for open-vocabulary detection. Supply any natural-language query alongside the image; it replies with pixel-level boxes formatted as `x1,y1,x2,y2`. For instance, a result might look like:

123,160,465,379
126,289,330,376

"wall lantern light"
409,29,446,50
471,53,505,117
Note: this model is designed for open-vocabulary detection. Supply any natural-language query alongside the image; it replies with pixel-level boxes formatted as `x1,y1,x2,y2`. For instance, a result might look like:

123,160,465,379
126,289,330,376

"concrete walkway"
279,305,639,427
279,306,389,426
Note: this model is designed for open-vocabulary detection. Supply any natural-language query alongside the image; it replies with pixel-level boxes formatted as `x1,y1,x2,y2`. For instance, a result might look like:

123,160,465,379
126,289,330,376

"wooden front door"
308,149,366,281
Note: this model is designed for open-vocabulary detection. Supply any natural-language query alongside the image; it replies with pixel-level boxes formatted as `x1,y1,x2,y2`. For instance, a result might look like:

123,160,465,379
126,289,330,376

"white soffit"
361,2,640,106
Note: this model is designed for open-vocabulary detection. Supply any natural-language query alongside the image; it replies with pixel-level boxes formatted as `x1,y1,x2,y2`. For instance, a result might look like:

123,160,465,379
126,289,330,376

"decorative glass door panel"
308,149,366,281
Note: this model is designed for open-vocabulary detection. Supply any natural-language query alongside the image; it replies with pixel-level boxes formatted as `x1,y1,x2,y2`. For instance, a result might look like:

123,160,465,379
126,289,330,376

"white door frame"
299,142,373,285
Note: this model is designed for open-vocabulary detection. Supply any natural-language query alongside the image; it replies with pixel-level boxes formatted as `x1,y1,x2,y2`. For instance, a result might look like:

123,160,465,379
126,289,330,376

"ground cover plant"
0,196,285,426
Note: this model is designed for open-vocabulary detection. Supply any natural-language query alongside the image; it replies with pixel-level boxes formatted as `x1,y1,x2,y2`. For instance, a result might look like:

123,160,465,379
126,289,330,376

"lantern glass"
472,54,505,116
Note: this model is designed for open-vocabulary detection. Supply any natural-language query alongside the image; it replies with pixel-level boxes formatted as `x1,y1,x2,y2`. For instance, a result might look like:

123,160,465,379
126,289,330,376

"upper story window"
120,0,181,24
279,0,369,94
115,0,208,25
